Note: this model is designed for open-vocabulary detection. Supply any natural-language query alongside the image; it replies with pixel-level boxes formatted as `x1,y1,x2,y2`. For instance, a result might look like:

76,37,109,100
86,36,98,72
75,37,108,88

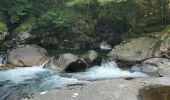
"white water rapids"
0,60,148,100
100,42,112,50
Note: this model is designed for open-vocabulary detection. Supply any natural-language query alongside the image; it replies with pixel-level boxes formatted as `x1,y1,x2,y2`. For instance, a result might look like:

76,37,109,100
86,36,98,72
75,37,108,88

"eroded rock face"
108,37,161,63
7,45,47,67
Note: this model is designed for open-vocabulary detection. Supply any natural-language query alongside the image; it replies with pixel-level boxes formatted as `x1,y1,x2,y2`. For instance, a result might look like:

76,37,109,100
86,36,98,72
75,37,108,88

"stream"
0,59,148,100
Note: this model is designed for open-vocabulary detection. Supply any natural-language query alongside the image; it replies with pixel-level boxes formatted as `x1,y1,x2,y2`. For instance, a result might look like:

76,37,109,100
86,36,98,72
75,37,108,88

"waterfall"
100,42,112,50
67,60,148,80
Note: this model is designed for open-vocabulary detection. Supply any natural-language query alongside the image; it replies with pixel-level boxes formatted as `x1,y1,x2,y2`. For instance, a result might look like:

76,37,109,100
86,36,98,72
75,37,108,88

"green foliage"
28,0,58,17
163,25,170,33
0,22,7,33
72,18,95,36
14,17,36,33
0,0,57,36
0,0,30,23
33,11,74,39
1,0,170,50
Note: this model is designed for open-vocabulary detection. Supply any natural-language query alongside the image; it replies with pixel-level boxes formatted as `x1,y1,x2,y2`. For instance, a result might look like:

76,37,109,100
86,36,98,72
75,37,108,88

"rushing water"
0,55,4,65
100,42,112,50
0,61,148,100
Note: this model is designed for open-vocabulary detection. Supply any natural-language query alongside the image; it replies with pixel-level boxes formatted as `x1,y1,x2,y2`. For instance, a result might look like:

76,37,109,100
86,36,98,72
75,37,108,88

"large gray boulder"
107,37,162,67
27,77,170,100
108,37,161,63
7,45,47,67
44,53,87,72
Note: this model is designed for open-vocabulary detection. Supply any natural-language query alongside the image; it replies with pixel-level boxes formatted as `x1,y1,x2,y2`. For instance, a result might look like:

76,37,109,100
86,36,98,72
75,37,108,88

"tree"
0,0,31,38
0,0,57,39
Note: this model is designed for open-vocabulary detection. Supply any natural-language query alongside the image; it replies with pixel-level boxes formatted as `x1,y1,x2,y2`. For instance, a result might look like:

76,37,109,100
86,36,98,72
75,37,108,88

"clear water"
0,61,148,100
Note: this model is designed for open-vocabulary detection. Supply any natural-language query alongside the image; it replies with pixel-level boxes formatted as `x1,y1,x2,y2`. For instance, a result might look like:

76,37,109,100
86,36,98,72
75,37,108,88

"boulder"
28,77,170,100
44,53,87,72
7,45,47,67
80,50,98,64
143,58,170,77
107,37,162,67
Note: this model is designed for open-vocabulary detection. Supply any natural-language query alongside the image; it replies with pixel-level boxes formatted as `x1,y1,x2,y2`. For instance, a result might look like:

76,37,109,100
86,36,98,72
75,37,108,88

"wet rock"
143,58,170,77
7,45,47,67
44,53,87,72
80,50,98,64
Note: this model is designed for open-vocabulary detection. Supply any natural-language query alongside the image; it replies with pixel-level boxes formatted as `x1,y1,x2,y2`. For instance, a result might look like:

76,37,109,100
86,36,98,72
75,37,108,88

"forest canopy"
0,0,170,49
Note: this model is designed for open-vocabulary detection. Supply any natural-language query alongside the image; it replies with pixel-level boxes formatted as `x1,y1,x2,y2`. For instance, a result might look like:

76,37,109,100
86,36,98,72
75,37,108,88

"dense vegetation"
0,0,170,50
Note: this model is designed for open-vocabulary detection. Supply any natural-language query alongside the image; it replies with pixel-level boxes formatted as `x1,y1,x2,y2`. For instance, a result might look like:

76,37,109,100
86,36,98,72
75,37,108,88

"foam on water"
0,60,148,99
100,42,112,50
0,61,148,84
68,61,148,80
0,67,47,83
0,62,48,83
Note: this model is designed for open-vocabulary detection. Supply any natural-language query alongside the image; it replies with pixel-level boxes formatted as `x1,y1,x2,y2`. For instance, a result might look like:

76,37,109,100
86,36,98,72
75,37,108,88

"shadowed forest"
0,0,170,51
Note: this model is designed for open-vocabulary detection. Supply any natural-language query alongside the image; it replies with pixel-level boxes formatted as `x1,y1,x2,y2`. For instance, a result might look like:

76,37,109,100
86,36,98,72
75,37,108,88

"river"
0,50,148,100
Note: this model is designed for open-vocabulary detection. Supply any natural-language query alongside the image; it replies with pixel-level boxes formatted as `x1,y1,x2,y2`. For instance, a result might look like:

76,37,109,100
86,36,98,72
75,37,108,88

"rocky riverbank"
20,32,170,100
2,32,170,100
25,77,170,100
